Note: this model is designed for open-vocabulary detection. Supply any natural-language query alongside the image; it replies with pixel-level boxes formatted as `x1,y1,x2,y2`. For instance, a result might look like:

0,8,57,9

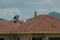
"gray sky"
0,0,60,20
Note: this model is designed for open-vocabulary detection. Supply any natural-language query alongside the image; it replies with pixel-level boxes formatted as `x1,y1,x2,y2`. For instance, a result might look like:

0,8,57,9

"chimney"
34,11,37,17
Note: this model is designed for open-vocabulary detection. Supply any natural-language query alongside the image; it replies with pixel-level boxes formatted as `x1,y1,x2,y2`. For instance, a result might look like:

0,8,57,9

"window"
17,38,20,40
49,37,60,40
32,38,42,40
0,38,4,40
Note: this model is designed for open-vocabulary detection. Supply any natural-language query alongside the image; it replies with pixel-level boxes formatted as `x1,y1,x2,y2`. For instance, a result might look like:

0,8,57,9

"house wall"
17,34,43,40
0,34,17,40
17,34,32,40
42,33,60,40
17,33,60,40
0,33,60,40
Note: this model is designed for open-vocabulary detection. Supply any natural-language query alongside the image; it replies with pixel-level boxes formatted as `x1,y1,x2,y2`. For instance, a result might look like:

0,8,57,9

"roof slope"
17,15,60,33
0,15,60,34
0,20,20,33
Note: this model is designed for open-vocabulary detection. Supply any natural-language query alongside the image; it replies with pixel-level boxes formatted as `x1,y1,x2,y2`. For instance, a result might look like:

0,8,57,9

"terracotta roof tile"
0,20,20,33
0,15,60,34
17,15,60,33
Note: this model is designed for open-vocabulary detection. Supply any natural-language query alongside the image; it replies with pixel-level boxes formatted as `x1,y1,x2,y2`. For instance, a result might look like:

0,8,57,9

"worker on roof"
13,14,19,24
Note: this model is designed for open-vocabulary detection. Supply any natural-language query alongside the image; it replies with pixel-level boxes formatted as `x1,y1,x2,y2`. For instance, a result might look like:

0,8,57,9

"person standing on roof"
13,14,19,24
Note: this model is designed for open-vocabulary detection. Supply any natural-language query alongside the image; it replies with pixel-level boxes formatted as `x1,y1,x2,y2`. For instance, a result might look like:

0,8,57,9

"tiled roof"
0,20,20,33
0,15,60,34
17,15,60,33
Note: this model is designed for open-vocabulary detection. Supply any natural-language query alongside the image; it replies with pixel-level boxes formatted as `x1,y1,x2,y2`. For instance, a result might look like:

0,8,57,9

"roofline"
0,31,60,34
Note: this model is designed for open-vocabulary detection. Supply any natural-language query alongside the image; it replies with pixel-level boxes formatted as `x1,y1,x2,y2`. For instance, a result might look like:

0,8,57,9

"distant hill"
48,12,60,19
0,18,7,21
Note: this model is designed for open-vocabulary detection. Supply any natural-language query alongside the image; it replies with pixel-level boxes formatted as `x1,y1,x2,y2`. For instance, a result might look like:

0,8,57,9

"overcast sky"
0,0,60,20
